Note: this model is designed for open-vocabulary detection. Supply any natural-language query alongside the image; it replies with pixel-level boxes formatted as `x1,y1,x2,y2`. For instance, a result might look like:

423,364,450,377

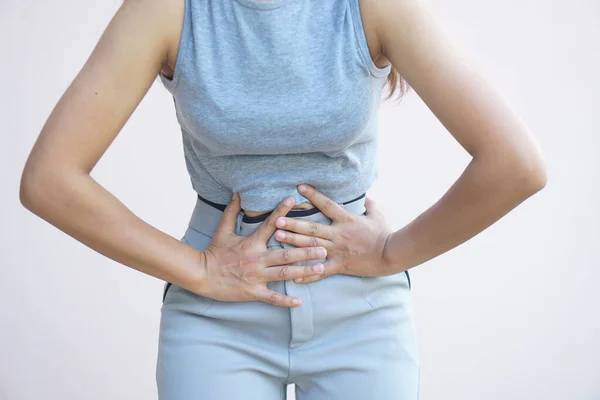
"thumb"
214,192,242,237
363,195,379,218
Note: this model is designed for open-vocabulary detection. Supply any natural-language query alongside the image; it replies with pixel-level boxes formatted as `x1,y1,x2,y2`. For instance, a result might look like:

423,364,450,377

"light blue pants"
156,194,420,399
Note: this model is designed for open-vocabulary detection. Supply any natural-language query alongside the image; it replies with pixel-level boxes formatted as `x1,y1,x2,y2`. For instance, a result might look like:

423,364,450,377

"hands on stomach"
197,193,326,308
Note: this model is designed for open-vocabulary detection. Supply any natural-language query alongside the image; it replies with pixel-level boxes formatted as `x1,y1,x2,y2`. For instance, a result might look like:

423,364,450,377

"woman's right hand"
197,192,327,308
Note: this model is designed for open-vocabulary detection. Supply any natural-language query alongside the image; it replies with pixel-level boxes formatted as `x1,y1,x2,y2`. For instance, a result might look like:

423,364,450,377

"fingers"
294,259,342,284
275,230,332,249
297,184,348,222
251,196,295,244
295,273,326,284
262,246,327,267
255,288,305,308
363,195,373,216
363,195,381,219
262,263,325,282
275,217,333,240
214,192,242,238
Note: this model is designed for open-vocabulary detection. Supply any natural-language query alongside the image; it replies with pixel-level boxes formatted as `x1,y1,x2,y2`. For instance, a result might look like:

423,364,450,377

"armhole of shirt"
347,0,392,78
159,0,192,92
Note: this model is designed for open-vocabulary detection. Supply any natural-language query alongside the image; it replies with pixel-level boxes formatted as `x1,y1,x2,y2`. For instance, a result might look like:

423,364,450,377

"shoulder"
120,0,182,70
369,0,454,80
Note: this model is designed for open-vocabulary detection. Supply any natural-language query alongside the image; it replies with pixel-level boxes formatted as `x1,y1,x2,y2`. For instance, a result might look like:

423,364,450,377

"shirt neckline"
233,0,298,10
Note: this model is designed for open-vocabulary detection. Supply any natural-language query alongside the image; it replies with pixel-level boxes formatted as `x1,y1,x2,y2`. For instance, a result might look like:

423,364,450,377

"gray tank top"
159,0,391,212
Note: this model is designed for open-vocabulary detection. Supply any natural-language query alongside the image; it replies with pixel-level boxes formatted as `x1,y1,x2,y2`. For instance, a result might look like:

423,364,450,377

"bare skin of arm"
19,0,326,306
267,0,548,284
368,0,548,271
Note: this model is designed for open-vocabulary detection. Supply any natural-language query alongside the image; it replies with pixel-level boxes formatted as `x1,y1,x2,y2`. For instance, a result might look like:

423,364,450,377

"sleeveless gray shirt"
159,0,391,212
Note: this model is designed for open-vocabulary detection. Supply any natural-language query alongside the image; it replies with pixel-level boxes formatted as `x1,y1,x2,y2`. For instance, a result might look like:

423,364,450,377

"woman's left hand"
274,184,397,284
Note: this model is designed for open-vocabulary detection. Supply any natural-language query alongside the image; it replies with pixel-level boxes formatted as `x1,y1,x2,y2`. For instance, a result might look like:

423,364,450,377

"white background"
1,0,598,399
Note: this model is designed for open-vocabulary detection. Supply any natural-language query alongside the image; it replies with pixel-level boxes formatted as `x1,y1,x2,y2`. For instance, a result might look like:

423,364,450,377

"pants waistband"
197,192,366,223
189,193,367,240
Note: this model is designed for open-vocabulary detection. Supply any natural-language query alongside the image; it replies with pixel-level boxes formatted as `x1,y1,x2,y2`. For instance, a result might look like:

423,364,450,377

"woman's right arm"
19,0,324,306
19,0,208,295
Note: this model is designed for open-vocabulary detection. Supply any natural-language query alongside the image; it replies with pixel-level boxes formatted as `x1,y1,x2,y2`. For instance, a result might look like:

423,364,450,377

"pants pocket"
360,270,411,309
162,281,173,303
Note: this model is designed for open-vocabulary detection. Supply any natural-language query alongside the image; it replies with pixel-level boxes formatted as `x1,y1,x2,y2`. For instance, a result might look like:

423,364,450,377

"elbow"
19,160,67,214
20,167,47,213
20,156,89,217
524,161,548,194
478,140,549,200
509,148,549,199
20,150,40,210
20,163,35,210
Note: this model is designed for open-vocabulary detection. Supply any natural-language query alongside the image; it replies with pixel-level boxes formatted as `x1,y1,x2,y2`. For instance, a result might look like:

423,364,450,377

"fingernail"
297,184,307,193
317,247,326,257
276,230,286,239
296,278,304,283
231,192,236,200
313,263,324,272
284,197,293,206
277,217,286,227
292,298,302,305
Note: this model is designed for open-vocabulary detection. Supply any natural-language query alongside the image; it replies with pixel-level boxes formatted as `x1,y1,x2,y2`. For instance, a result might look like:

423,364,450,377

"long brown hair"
383,67,411,104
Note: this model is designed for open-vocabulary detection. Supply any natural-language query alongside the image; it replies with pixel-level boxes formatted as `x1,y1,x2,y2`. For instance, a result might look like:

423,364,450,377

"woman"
19,0,547,398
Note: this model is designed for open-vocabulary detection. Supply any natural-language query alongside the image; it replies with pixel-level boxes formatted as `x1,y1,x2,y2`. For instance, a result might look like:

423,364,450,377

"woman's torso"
158,0,391,216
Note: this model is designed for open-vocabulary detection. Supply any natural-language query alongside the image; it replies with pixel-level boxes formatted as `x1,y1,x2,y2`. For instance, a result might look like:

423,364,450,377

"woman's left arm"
372,0,547,271
274,0,547,280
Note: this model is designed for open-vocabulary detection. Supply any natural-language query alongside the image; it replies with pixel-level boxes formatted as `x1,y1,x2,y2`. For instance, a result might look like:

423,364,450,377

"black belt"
197,192,366,223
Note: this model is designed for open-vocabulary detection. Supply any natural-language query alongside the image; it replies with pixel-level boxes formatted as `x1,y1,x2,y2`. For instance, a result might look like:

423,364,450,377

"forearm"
382,153,547,273
20,168,206,294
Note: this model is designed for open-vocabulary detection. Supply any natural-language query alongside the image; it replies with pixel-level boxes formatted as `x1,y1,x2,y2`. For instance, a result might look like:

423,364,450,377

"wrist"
191,249,211,296
177,246,210,297
380,230,405,274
